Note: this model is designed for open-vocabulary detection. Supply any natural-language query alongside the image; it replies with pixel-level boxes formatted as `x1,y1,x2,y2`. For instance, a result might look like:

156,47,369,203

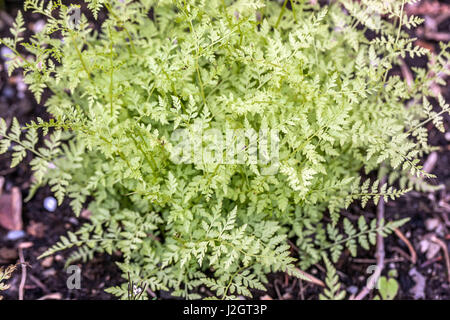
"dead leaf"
425,218,440,231
0,187,23,231
414,40,435,53
18,242,33,249
423,152,438,173
420,238,441,259
409,268,426,300
80,209,92,220
42,268,56,277
26,221,47,238
445,132,450,142
282,292,293,299
41,256,54,268
38,292,62,300
406,1,450,16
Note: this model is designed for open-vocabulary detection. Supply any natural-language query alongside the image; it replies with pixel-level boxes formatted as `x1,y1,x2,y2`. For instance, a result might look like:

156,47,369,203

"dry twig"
18,247,26,300
420,255,442,268
430,235,450,283
28,273,49,293
37,293,63,300
394,228,417,264
353,257,404,264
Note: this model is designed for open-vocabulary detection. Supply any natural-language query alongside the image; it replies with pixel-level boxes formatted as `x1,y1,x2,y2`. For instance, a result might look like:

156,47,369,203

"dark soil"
0,0,449,300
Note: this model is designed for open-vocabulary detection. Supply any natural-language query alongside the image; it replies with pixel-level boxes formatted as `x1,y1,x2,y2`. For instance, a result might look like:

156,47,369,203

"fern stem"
132,123,164,174
0,39,33,69
275,0,289,29
406,107,450,135
108,26,115,116
5,135,52,162
222,265,248,299
104,2,136,55
69,31,92,82
196,62,207,108
395,0,406,46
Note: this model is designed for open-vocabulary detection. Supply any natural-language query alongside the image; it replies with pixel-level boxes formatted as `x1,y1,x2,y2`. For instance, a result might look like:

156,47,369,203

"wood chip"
414,40,435,53
18,242,33,250
37,292,63,300
406,1,450,16
80,209,92,220
41,256,54,268
423,152,438,173
430,235,450,283
0,187,23,231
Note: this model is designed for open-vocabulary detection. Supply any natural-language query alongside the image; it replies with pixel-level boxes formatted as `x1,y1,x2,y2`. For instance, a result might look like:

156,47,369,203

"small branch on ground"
273,279,282,300
18,247,26,300
17,242,32,300
295,268,325,287
353,257,405,264
28,273,49,293
420,255,442,268
37,293,62,300
423,152,438,174
394,228,417,264
430,235,450,283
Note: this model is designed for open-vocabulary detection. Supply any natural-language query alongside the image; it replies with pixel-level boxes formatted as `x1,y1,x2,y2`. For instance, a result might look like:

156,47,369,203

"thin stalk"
0,39,33,69
395,0,406,45
290,0,298,23
69,30,93,82
104,2,136,54
275,0,289,28
108,26,115,116
406,107,450,135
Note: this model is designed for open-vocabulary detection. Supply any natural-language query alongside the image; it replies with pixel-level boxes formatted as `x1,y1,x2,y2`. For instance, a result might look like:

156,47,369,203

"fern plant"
319,255,345,300
0,0,448,299
0,265,16,300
